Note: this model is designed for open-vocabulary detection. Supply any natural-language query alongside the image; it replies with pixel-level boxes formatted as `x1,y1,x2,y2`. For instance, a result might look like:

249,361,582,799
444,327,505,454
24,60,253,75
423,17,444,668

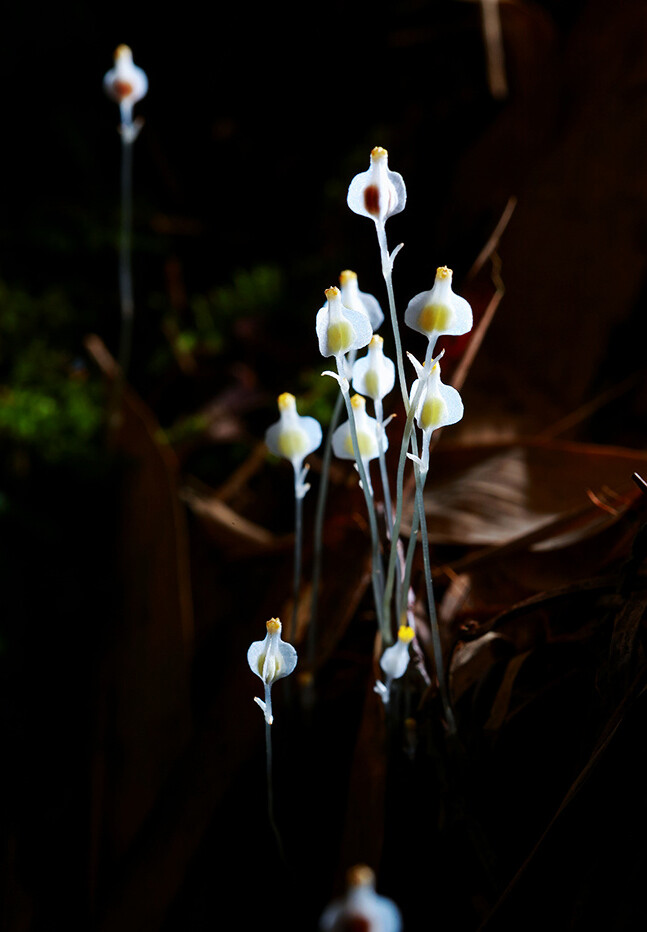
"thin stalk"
413,465,456,734
373,397,393,540
339,382,386,640
265,718,285,861
376,223,408,410
289,475,304,644
398,505,420,625
308,390,344,669
109,131,135,428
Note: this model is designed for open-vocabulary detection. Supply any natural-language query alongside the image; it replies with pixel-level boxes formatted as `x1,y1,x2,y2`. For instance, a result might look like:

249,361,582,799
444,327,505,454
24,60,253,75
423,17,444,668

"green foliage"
165,264,284,358
0,280,105,467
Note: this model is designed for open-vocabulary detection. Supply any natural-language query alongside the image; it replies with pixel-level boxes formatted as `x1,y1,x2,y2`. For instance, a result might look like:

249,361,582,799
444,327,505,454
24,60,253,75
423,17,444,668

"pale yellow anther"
325,286,340,300
350,394,366,412
436,266,452,280
369,334,384,347
115,44,132,58
266,618,281,634
371,146,388,160
347,864,375,888
339,270,357,286
397,625,415,644
278,392,296,412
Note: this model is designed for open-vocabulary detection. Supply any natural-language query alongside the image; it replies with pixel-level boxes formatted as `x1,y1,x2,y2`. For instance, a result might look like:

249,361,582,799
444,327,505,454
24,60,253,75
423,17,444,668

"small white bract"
247,618,297,725
319,864,402,932
404,266,473,359
339,269,384,332
347,147,406,227
103,44,148,132
265,393,322,499
352,335,396,403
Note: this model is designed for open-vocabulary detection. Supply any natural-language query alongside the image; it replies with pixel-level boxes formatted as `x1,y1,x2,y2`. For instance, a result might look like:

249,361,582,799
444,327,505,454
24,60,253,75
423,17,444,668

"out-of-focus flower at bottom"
319,864,402,932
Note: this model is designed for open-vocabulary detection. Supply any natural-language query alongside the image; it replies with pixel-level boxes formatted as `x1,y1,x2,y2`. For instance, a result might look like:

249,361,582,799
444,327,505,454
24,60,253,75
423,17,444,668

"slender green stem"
290,475,304,643
373,397,393,540
413,465,456,734
265,718,285,861
308,391,344,669
109,131,135,428
339,378,386,639
376,223,408,410
398,505,420,624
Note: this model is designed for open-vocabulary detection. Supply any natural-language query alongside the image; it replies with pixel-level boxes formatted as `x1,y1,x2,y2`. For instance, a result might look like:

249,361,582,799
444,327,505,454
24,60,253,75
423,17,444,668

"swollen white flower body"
404,266,473,359
316,286,373,378
265,393,322,498
319,864,402,932
332,394,386,495
247,618,297,724
347,147,406,227
351,335,396,403
339,269,384,332
103,44,148,132
374,625,415,704
408,352,464,476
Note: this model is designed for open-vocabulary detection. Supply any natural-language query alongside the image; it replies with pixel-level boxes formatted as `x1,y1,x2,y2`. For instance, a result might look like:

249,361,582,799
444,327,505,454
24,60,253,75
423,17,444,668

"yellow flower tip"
339,269,357,285
350,393,366,411
325,285,340,300
115,44,132,59
371,146,388,160
436,266,452,280
369,334,384,347
347,864,375,888
266,618,281,634
397,625,415,644
277,392,296,412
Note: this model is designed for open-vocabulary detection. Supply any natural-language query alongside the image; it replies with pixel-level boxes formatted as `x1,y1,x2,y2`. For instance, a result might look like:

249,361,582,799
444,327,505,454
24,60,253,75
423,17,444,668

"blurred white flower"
247,618,297,725
103,44,148,136
265,393,322,498
404,266,472,359
332,394,387,495
351,335,395,403
374,625,415,704
339,269,384,332
347,147,406,227
319,864,402,932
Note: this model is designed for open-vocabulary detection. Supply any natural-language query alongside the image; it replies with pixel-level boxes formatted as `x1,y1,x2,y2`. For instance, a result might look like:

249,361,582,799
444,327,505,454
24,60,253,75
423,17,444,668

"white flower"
351,335,395,403
374,625,415,704
404,266,472,358
347,147,406,226
332,394,387,496
265,393,322,498
247,618,297,725
103,44,148,130
339,269,384,331
407,351,463,475
319,864,402,932
316,286,373,375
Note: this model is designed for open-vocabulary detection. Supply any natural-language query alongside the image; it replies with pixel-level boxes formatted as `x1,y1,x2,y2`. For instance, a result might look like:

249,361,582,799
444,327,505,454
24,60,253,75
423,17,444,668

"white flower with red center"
347,146,406,227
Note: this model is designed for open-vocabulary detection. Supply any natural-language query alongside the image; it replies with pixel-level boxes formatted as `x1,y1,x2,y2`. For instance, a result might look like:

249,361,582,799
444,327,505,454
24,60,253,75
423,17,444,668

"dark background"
3,1,647,930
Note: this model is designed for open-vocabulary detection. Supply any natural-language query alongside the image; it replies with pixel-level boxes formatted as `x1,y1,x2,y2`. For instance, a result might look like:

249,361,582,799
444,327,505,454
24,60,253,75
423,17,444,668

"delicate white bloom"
351,335,395,403
103,44,148,133
374,625,415,704
339,269,384,332
404,266,472,358
319,864,402,932
347,147,406,226
265,393,322,498
407,351,464,476
316,286,373,375
332,394,387,496
247,618,297,725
